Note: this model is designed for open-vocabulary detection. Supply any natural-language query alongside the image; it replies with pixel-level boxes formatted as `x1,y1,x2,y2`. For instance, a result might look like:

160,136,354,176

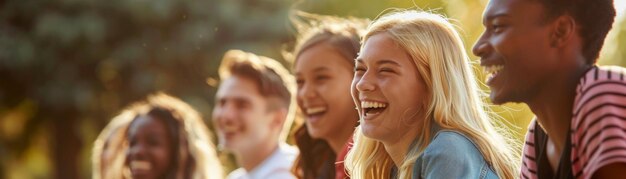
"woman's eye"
379,67,395,73
148,137,161,146
316,76,329,81
296,79,304,86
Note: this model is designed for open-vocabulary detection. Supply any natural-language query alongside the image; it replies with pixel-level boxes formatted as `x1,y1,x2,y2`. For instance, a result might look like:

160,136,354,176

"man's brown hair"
217,49,294,111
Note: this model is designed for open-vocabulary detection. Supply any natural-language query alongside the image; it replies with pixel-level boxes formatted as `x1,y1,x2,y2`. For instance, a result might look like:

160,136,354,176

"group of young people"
91,0,626,178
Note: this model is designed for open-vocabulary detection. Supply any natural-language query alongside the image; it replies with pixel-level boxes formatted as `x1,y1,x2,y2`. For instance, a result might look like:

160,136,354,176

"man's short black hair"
534,0,616,63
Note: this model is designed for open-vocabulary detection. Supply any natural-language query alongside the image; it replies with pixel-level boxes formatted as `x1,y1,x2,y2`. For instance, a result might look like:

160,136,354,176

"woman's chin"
307,130,325,139
360,125,382,140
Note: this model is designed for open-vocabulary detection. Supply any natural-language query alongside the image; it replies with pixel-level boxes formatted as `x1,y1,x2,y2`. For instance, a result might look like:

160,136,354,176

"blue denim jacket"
412,130,499,179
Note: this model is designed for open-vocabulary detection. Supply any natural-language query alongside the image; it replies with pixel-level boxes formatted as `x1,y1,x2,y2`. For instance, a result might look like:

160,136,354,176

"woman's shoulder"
424,130,480,155
413,130,498,179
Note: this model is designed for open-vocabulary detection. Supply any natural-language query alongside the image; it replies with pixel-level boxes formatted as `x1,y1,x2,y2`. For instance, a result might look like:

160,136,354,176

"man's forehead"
483,0,544,20
215,77,262,100
483,0,513,18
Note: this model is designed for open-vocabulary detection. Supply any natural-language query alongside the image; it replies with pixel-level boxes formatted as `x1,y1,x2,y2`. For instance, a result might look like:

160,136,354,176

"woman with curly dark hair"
92,93,223,179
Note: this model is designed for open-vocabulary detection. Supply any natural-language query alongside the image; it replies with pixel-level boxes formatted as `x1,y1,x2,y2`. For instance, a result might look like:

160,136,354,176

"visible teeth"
361,101,387,109
306,107,326,115
484,65,504,74
130,161,151,170
222,125,238,132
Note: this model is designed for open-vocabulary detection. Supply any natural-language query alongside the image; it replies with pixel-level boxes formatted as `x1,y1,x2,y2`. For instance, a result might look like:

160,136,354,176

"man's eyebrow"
216,96,250,103
483,13,510,24
485,13,510,21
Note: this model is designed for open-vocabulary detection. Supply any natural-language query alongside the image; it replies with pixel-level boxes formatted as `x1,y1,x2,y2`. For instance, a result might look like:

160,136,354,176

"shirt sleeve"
571,68,626,179
521,120,538,179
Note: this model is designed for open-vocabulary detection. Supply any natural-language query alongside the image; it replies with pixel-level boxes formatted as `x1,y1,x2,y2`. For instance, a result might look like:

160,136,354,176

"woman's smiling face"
352,33,429,143
295,42,359,139
125,115,173,179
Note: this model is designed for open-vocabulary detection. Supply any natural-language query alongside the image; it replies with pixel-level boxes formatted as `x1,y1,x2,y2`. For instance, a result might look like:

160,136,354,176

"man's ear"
551,15,576,47
271,108,288,130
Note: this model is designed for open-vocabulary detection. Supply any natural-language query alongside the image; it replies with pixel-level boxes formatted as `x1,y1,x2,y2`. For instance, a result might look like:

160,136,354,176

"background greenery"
1,0,624,178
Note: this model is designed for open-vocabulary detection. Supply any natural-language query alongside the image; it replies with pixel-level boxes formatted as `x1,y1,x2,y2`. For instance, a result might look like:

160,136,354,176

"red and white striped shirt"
521,66,626,179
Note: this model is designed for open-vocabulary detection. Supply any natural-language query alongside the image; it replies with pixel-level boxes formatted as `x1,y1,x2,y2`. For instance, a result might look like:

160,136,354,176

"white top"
227,143,299,179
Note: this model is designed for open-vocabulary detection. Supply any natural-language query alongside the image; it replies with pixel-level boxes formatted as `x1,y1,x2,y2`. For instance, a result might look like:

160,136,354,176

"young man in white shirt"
212,50,298,179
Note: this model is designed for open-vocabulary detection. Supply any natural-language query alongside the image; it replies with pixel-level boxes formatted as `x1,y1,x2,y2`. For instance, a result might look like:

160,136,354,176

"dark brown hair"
116,93,222,179
285,11,368,179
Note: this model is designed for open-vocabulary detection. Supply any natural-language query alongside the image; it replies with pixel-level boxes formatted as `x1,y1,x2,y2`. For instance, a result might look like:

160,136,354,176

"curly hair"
92,93,223,179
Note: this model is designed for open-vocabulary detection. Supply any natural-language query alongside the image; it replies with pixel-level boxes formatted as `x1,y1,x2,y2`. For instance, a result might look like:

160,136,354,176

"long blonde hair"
344,10,519,179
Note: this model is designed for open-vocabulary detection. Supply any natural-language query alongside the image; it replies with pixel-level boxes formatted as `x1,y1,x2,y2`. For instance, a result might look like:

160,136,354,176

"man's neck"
527,61,591,151
235,141,279,172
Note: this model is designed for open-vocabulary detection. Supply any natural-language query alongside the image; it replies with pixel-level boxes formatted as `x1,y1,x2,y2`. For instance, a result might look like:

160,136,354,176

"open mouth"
220,125,240,140
221,125,239,134
483,65,504,85
129,160,153,178
361,101,388,117
305,106,327,116
222,125,238,132
130,160,151,171
304,106,327,124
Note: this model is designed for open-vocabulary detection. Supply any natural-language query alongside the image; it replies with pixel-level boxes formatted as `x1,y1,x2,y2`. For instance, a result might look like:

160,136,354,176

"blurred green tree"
0,0,624,178
0,0,291,178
